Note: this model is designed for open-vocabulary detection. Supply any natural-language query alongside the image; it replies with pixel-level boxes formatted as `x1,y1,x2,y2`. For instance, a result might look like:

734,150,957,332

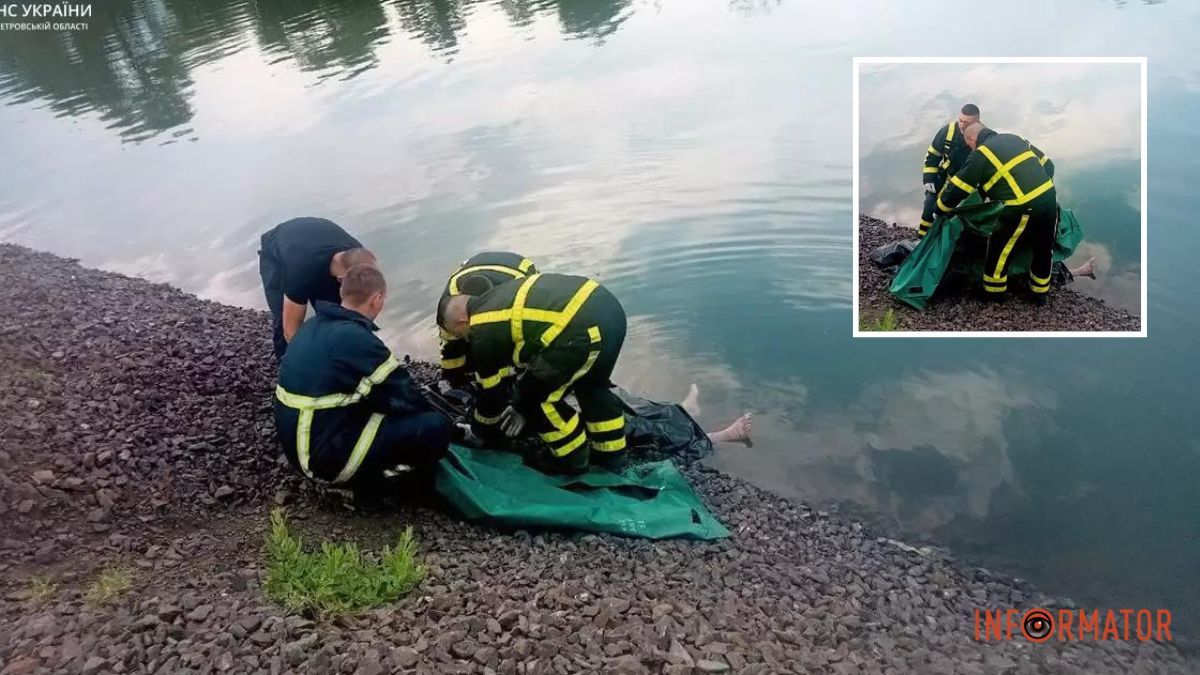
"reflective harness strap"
447,264,525,295
539,280,600,348
510,274,542,365
276,354,401,482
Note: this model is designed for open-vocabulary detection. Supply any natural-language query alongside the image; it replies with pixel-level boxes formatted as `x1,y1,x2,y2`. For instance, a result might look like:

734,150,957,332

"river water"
2,0,1198,636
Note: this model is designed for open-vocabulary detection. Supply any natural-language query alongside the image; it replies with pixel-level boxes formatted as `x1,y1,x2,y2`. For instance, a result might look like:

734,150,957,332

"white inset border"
851,56,1148,338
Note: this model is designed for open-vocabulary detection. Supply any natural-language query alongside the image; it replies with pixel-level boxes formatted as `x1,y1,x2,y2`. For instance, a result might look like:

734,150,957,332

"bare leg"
707,412,753,448
1070,257,1097,280
680,383,700,416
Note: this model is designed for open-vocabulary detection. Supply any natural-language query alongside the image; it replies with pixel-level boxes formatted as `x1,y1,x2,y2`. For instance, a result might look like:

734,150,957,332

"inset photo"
853,57,1146,336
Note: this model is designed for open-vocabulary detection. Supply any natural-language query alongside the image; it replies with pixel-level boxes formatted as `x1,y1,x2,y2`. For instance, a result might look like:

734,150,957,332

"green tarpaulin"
434,445,729,540
888,194,1084,309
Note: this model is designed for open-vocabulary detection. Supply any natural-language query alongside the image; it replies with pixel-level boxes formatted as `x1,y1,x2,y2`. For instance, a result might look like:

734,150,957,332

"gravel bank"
0,243,1187,674
858,216,1142,332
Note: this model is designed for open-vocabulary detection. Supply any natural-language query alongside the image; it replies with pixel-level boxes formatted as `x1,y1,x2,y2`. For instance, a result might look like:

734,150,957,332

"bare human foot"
707,412,753,448
1071,257,1097,280
680,383,700,417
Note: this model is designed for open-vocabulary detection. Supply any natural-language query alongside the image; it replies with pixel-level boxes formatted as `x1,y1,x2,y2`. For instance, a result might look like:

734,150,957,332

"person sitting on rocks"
258,217,377,360
274,265,450,488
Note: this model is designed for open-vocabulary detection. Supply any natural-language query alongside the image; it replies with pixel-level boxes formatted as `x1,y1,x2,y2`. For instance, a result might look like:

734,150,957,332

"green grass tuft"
860,308,899,331
26,575,58,603
264,508,425,617
85,565,134,606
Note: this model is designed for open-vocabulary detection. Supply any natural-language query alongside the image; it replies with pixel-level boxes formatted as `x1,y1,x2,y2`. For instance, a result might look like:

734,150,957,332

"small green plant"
85,565,133,606
860,308,899,331
264,508,425,616
26,575,58,603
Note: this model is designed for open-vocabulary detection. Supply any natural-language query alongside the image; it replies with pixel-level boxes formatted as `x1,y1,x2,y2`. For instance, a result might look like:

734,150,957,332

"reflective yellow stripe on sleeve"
441,356,467,370
927,145,941,157
949,175,976,194
476,367,515,390
518,258,535,272
923,166,940,174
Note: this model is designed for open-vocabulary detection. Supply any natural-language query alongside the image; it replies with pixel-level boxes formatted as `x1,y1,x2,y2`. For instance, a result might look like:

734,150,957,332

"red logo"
974,608,1172,642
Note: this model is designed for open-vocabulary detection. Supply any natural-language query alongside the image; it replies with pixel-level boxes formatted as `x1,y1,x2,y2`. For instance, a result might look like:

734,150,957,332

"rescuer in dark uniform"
438,252,538,389
274,265,450,487
258,217,376,359
935,122,1057,300
437,273,627,474
919,104,980,238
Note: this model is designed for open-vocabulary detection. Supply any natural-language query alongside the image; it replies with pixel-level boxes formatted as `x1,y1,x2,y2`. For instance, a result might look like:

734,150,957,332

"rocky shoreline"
857,216,1142,332
0,243,1187,674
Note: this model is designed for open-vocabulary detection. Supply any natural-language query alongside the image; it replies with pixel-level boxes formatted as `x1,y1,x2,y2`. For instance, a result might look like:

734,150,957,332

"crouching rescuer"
274,265,451,487
935,122,1057,300
438,273,628,474
438,251,538,388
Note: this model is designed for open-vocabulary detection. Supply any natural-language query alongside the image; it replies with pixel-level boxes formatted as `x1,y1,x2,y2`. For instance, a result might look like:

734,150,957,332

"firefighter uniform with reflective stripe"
275,301,450,484
935,129,1057,296
465,273,628,473
439,252,537,387
920,122,973,237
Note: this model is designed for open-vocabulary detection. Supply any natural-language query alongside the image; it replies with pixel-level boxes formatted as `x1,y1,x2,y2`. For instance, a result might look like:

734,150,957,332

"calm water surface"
3,0,1199,637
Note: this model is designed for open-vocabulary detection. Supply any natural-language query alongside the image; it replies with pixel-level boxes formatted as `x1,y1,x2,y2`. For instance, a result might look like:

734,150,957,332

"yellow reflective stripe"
1039,155,1050,166
550,430,588,457
510,274,541,365
980,147,1034,197
919,219,932,227
587,416,625,433
471,309,512,325
297,409,314,478
1030,283,1049,294
587,326,601,343
923,166,939,173
441,356,467,370
276,386,352,410
945,122,955,142
992,214,1029,281
949,175,976,194
541,401,568,430
541,412,580,443
927,145,941,157
1030,272,1051,285
547,350,600,404
332,413,384,484
592,437,627,453
476,367,514,390
936,196,953,212
518,258,535,273
984,273,1008,283
474,409,503,425
539,280,599,348
1005,179,1054,206
984,284,1007,293
448,264,524,295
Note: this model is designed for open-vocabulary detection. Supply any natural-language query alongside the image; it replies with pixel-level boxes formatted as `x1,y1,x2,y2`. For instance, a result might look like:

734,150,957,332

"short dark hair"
457,274,495,297
436,294,454,329
961,103,980,116
340,264,386,305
